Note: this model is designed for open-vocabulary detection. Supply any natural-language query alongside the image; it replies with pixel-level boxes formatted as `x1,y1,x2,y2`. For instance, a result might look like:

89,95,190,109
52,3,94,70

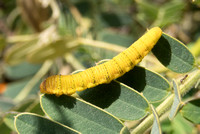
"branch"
131,69,200,134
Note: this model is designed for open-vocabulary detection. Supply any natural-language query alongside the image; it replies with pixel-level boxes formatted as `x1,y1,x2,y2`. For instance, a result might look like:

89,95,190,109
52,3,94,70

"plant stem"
14,60,53,103
64,54,86,70
79,38,126,53
131,69,200,134
7,34,38,43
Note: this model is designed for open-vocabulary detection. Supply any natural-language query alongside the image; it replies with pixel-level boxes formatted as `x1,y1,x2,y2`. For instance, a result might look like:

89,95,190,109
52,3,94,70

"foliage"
0,0,200,134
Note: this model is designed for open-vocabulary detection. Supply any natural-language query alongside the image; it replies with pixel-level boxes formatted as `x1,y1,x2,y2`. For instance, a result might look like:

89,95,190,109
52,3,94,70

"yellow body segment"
40,27,162,96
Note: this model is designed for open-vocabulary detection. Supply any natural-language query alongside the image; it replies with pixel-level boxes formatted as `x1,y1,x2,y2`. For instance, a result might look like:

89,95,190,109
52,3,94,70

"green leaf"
27,38,78,64
25,100,44,115
152,0,185,27
160,118,172,133
13,60,52,102
101,12,125,27
3,112,18,131
117,66,170,102
98,30,134,48
150,105,162,134
12,98,44,115
15,113,79,134
172,114,194,134
169,80,182,120
58,13,77,36
136,0,158,27
4,39,37,65
0,98,14,113
7,98,44,115
4,62,41,80
12,98,36,112
180,99,200,124
58,13,70,36
152,33,195,73
4,78,41,99
136,0,185,27
78,81,149,120
41,94,125,134
161,114,194,134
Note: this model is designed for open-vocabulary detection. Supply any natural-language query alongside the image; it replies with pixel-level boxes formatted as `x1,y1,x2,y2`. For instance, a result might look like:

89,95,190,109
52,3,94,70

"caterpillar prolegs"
40,27,162,96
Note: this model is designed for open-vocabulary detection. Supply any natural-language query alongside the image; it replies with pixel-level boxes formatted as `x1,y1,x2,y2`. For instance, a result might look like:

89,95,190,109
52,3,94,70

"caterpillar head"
40,75,62,96
40,80,47,94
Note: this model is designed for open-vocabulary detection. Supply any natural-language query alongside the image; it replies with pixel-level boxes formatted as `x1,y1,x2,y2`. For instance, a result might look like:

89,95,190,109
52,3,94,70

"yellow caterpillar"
40,27,162,96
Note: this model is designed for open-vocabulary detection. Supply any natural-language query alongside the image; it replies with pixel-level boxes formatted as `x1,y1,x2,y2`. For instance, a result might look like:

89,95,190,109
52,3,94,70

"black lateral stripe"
90,68,96,84
103,63,110,81
130,45,143,59
113,58,124,74
59,74,61,90
122,51,134,66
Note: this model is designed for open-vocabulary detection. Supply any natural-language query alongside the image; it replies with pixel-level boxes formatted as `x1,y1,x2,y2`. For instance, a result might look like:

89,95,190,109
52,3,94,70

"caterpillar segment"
40,27,162,96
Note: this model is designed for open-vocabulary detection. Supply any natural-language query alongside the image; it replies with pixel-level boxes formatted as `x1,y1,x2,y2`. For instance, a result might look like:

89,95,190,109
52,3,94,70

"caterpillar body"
40,27,162,96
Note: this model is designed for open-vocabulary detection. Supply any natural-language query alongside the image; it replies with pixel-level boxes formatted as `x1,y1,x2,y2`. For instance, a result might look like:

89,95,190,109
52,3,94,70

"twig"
78,38,126,53
131,69,200,134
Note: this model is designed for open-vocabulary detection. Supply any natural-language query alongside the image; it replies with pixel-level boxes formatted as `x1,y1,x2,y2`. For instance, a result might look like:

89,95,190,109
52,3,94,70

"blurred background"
0,0,200,133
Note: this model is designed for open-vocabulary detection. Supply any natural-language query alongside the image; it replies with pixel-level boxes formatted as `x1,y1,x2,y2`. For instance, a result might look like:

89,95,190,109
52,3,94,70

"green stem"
14,60,53,103
131,69,200,134
78,38,126,53
7,34,38,43
64,54,86,70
